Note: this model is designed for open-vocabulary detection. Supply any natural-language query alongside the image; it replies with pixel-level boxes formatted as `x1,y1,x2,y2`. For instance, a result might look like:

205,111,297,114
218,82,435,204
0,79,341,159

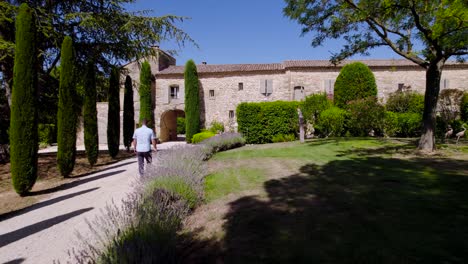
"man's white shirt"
133,125,156,152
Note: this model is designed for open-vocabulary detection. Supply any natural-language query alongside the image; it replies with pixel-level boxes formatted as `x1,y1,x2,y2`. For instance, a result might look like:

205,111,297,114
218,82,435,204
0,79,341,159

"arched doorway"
160,109,185,142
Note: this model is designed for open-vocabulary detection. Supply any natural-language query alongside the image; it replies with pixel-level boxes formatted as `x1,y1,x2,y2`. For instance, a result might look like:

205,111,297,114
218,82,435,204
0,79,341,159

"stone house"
81,47,468,145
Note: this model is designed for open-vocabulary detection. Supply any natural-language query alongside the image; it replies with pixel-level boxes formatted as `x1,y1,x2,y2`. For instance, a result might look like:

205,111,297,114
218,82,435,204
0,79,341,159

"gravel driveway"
0,142,185,263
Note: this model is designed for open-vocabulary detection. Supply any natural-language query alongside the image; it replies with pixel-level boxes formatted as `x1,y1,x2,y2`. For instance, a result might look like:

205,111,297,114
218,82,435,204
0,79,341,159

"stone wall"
155,66,468,139
155,71,293,136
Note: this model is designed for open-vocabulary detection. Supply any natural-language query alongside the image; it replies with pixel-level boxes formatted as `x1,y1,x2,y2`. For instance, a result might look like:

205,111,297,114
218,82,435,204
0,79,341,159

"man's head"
141,119,148,126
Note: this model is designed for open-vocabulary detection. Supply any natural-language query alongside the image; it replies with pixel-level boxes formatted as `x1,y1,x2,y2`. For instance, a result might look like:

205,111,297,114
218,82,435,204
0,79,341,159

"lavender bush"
200,132,246,159
144,146,207,208
66,189,188,263
65,145,208,263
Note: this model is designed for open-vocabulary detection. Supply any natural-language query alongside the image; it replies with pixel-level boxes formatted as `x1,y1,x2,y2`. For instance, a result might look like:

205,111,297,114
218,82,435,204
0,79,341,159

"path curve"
0,142,185,264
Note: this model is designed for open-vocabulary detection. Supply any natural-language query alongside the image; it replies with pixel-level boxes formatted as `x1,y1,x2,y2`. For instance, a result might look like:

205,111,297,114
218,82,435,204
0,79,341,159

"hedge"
237,101,299,144
10,3,39,195
334,62,377,108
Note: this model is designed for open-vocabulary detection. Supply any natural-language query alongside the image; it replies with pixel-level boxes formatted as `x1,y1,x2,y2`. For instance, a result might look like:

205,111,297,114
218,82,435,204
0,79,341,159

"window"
170,85,179,99
209,90,215,98
238,82,243,91
324,79,334,95
260,80,273,96
229,110,235,119
294,86,305,101
442,79,449,89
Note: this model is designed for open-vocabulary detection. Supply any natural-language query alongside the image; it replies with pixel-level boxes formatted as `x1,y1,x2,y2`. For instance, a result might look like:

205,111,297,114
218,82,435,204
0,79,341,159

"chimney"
202,62,207,65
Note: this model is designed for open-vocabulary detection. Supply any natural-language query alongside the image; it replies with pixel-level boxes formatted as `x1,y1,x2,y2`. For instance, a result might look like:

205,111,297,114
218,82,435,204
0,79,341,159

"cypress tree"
107,67,120,158
83,61,98,165
184,60,200,143
10,3,38,195
139,61,152,126
123,75,135,150
57,36,78,177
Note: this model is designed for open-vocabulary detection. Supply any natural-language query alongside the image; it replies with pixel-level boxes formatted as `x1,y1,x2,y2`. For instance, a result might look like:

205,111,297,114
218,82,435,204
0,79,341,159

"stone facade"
86,48,468,144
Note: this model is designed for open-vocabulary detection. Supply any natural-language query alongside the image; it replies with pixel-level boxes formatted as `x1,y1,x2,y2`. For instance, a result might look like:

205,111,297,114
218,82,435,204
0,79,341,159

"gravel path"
0,142,185,264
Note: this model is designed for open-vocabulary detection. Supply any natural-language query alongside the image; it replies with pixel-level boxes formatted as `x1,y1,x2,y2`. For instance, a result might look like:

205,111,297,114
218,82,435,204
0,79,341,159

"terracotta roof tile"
157,63,284,75
156,59,466,76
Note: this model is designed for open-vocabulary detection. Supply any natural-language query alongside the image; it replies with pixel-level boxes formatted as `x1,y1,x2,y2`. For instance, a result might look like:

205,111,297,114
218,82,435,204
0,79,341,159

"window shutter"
259,80,266,94
163,86,170,104
444,79,449,89
179,85,185,102
267,79,273,94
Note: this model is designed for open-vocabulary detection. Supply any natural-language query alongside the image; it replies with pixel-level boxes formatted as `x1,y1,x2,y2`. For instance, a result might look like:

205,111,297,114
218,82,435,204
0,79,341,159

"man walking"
132,119,157,176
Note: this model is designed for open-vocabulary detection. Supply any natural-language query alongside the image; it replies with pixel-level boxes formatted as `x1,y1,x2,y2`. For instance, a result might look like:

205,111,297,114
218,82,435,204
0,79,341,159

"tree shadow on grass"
186,156,468,263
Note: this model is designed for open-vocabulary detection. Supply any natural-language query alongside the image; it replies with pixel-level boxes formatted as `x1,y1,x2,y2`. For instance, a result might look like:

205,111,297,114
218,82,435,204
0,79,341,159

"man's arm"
132,139,137,153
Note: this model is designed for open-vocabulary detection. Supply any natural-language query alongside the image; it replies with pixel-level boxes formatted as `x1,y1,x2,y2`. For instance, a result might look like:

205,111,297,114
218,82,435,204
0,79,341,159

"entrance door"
294,86,305,101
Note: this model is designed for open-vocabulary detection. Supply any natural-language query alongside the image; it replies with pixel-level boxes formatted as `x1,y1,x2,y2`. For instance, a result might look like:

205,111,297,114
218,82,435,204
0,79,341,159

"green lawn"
194,138,468,263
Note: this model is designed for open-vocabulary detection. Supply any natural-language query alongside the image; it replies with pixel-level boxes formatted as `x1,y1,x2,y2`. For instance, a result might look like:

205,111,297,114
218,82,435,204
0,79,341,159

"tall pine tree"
107,67,120,158
57,36,78,177
83,60,98,165
139,61,152,127
123,75,135,151
10,3,38,195
184,60,200,143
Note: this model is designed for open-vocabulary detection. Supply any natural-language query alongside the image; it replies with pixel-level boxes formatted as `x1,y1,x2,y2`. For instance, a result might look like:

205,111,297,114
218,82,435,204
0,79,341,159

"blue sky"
128,0,402,66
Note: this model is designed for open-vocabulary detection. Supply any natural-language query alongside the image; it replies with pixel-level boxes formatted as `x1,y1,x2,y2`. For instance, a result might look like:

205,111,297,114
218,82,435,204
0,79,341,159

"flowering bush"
68,136,246,263
200,132,246,159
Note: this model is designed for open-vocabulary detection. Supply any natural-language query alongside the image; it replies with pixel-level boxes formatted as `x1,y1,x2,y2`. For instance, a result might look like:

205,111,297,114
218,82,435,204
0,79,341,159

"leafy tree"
184,60,200,143
139,61,153,126
57,36,78,177
284,0,468,151
10,3,38,195
333,62,377,108
123,75,135,151
0,1,196,147
107,67,120,158
83,60,98,165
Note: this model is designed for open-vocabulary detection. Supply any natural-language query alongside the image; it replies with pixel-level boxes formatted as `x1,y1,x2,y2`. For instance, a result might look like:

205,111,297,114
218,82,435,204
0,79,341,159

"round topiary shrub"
334,62,377,108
